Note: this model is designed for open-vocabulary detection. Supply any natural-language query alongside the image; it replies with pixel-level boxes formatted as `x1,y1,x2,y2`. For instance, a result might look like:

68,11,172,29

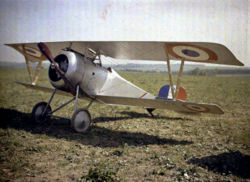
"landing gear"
71,109,91,133
71,85,93,134
31,86,94,134
31,102,52,124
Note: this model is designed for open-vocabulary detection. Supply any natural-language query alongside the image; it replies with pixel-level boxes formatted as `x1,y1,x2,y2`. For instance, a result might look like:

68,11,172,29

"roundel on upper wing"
183,103,210,113
166,43,218,62
24,46,44,59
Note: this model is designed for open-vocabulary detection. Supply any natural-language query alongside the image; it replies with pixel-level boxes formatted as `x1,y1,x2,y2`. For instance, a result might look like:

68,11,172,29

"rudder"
158,85,187,100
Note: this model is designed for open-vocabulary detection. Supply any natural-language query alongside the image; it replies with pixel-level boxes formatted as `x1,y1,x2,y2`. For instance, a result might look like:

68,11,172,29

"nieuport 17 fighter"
6,41,244,133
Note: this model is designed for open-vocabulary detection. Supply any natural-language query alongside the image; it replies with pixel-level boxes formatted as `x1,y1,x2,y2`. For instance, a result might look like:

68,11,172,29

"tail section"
146,85,187,116
158,85,187,100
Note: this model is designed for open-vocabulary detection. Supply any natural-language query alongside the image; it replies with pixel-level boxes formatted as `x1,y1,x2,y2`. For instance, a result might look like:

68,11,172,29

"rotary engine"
48,51,85,91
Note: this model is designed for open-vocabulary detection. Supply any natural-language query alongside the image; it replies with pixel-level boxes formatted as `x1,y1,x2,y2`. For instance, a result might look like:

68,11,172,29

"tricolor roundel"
166,43,218,62
183,104,210,113
158,85,186,100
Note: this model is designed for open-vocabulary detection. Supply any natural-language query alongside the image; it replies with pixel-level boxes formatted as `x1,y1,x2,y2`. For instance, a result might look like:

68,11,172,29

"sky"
0,0,249,66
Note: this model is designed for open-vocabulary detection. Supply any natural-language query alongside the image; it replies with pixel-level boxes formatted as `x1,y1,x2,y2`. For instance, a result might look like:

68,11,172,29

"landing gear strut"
71,85,94,133
31,85,94,133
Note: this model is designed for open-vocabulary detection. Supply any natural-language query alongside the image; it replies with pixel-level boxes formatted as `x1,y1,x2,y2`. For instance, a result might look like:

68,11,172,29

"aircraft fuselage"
48,51,154,99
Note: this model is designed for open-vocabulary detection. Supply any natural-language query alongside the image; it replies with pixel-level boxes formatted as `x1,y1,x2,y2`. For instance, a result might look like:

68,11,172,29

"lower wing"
16,81,72,97
16,81,223,114
95,95,224,114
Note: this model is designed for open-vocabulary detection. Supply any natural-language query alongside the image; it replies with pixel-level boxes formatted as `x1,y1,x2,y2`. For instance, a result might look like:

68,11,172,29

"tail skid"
146,108,155,117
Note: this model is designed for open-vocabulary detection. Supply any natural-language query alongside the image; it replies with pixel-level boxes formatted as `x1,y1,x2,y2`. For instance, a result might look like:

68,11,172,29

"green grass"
0,68,249,181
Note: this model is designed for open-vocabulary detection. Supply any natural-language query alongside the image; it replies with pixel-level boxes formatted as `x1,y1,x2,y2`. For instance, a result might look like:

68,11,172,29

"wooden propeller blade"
37,42,54,63
37,42,76,95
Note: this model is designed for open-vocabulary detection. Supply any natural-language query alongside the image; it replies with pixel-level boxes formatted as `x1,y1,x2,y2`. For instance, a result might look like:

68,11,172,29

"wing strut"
22,44,43,85
165,46,185,99
33,61,42,84
22,45,33,83
175,59,185,98
166,52,175,98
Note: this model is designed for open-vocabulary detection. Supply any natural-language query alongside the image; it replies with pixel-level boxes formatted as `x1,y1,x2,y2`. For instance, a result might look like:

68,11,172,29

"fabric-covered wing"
16,81,92,101
165,42,243,66
78,41,243,66
95,95,224,114
7,44,47,62
6,41,243,66
15,81,223,114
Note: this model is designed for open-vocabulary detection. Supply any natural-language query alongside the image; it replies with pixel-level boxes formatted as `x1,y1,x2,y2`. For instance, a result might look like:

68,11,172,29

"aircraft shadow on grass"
188,151,250,179
0,108,193,148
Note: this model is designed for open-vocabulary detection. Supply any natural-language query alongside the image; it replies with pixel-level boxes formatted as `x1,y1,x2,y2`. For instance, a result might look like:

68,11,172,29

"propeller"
37,42,76,95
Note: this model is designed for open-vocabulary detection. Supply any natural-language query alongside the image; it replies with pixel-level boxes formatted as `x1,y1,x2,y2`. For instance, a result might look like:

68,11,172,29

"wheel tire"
31,102,52,124
71,109,91,133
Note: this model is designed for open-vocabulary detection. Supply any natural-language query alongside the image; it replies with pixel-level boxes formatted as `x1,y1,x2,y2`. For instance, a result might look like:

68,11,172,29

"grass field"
0,68,249,181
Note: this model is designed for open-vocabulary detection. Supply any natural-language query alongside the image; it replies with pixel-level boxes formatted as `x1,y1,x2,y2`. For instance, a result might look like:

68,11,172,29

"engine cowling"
48,50,109,95
48,51,85,91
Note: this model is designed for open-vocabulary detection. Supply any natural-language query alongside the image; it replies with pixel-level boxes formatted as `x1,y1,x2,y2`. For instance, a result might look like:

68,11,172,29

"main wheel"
71,109,91,133
31,102,52,124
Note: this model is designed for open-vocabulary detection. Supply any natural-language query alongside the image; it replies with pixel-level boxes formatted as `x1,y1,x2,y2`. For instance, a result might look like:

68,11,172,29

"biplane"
6,41,244,133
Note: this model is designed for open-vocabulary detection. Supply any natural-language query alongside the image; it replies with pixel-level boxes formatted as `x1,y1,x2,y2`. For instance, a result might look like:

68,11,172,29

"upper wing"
95,95,224,114
6,41,243,66
7,44,47,62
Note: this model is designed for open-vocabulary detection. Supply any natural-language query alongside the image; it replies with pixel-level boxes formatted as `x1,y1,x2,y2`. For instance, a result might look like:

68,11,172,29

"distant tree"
189,67,202,75
187,67,217,76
